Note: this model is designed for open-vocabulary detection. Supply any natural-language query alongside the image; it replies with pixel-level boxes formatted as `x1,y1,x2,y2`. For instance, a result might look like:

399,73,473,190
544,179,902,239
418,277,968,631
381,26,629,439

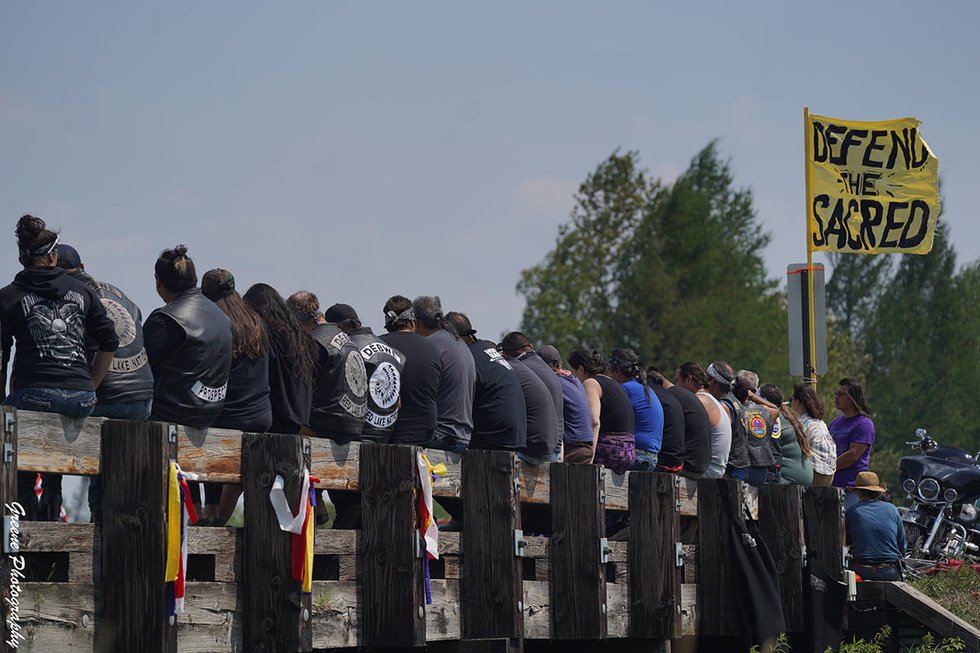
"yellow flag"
807,114,940,255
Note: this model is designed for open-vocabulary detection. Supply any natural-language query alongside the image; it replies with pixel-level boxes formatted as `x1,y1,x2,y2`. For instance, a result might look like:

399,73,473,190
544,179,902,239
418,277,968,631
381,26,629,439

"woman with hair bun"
567,349,635,474
143,245,233,430
0,215,120,520
608,349,663,471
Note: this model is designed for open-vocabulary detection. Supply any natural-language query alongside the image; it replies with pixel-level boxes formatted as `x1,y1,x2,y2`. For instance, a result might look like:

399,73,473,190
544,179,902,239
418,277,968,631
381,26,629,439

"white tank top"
699,390,732,479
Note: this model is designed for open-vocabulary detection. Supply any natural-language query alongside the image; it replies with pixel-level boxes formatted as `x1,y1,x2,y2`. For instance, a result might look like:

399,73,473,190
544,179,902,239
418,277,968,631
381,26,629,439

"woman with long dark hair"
0,215,119,520
607,349,663,472
567,349,635,474
243,282,317,435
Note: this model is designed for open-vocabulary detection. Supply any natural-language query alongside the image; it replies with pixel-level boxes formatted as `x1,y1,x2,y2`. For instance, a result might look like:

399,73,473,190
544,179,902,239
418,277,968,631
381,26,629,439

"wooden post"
461,449,523,640
0,408,18,649
359,442,425,648
629,471,681,639
550,463,606,640
696,478,741,637
98,419,176,653
802,486,845,582
758,483,806,631
241,431,309,651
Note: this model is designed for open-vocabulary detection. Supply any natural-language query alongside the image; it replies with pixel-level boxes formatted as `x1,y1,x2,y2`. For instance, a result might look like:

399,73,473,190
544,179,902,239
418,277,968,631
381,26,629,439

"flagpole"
803,107,818,387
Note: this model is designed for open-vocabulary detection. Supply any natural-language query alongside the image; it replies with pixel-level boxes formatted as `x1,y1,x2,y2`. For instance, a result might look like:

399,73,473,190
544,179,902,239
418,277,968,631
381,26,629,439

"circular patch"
345,351,368,398
370,361,401,409
771,420,781,440
749,415,767,438
101,298,137,348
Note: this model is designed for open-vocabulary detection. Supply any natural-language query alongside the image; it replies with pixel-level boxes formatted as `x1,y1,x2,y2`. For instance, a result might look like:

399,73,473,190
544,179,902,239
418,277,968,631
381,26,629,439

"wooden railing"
0,408,848,652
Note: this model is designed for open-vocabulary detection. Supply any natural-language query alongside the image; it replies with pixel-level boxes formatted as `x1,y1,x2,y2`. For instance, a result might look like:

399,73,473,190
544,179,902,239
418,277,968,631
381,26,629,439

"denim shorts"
4,387,97,419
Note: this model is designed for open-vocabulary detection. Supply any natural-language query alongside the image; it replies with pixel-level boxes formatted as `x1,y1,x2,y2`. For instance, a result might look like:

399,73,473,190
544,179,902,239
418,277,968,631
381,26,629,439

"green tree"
516,150,658,356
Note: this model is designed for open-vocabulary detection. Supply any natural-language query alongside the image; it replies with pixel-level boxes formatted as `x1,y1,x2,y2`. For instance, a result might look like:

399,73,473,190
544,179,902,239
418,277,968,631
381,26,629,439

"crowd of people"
1,215,894,557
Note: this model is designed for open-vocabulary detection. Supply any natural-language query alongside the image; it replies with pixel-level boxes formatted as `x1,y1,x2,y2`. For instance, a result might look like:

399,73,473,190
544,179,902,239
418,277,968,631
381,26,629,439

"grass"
909,566,980,628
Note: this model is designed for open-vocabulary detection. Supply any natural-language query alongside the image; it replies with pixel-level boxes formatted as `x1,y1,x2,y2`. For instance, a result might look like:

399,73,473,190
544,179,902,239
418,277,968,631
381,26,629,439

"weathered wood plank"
241,432,307,652
15,410,104,475
803,486,845,583
176,425,244,484
759,483,805,631
606,582,629,638
462,450,522,640
100,419,176,652
177,582,242,653
883,582,980,650
311,580,359,648
310,438,359,491
17,582,95,652
523,580,550,640
697,477,741,637
629,471,681,639
550,463,606,640
19,523,94,552
680,583,697,637
359,442,425,647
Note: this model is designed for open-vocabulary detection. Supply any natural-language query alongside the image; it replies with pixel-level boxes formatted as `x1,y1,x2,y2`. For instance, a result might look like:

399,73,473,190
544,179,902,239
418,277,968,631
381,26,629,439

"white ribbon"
269,469,311,535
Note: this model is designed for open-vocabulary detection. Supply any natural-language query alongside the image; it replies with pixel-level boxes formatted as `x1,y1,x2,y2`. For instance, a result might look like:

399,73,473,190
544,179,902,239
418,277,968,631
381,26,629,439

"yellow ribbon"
165,462,180,582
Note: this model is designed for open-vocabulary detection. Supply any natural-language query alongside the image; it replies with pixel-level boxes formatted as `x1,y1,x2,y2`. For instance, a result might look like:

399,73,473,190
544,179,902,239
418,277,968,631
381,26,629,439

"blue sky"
3,2,978,340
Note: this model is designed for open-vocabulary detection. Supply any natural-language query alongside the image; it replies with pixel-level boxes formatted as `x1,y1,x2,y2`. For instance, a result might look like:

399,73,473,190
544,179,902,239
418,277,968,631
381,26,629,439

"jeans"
4,387,97,522
91,398,153,420
88,398,153,521
518,451,560,466
631,449,659,471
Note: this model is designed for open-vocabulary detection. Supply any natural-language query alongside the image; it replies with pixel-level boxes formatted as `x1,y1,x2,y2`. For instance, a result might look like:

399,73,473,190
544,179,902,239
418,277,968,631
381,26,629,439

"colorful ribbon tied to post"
165,462,198,615
269,469,320,594
417,452,447,604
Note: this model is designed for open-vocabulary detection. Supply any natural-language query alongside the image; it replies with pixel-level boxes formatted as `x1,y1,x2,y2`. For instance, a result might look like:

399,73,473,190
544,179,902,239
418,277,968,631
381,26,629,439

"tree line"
517,143,979,490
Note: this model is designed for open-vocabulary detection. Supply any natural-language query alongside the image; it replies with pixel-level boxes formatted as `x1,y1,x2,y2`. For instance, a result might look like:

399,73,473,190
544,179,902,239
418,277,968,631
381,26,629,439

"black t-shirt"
467,339,526,451
0,266,119,392
510,357,558,458
669,385,711,477
265,334,313,435
212,343,273,433
595,374,635,434
651,383,686,469
379,331,440,445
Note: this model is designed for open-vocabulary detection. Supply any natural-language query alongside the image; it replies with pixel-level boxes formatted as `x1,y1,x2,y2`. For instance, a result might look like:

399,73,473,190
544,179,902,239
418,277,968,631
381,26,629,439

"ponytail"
155,244,197,293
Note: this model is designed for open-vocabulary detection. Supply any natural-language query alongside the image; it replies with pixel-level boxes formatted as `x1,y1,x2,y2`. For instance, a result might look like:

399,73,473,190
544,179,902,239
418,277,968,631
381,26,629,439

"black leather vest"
720,392,749,470
309,324,367,442
149,288,233,427
740,400,777,468
350,328,405,440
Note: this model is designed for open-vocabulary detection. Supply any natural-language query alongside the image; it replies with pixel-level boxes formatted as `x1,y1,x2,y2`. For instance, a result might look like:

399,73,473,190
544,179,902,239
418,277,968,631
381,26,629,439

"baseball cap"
324,303,359,323
54,244,83,270
201,268,236,301
537,345,562,367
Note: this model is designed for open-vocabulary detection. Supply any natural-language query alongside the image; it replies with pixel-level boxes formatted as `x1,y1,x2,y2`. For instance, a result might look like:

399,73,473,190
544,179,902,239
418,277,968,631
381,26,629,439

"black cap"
54,244,82,270
324,303,359,323
537,345,561,368
201,268,236,301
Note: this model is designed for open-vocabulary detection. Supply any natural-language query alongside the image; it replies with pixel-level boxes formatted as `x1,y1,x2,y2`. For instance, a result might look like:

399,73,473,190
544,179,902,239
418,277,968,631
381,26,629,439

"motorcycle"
898,428,980,567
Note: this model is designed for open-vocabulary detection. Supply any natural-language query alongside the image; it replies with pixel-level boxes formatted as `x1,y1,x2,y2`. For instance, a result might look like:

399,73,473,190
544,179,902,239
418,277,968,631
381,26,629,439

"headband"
706,363,732,387
384,307,415,326
22,235,60,259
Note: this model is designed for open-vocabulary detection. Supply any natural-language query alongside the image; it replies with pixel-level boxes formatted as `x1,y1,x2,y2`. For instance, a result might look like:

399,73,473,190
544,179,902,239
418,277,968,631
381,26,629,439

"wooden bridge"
0,408,976,652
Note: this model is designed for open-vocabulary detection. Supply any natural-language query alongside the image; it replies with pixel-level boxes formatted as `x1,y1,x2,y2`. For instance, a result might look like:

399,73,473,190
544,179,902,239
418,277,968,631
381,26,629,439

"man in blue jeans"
846,471,906,580
56,244,155,521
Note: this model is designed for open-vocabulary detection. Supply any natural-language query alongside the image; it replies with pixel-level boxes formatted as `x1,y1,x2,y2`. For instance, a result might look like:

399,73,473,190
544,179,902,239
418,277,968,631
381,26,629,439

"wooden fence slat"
461,449,523,640
99,419,176,653
175,425,244,483
550,463,606,640
629,471,681,639
758,483,806,631
359,442,425,648
15,410,103,475
696,478,741,637
241,432,308,652
1,407,19,649
802,486,845,582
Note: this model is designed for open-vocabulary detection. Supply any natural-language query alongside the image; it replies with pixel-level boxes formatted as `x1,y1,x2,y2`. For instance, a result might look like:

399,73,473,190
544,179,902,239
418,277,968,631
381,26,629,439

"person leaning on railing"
0,215,119,521
845,471,906,581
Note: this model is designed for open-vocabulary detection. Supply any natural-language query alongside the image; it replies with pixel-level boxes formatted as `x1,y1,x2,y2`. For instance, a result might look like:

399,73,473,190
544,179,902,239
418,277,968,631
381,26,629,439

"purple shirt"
829,414,875,487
